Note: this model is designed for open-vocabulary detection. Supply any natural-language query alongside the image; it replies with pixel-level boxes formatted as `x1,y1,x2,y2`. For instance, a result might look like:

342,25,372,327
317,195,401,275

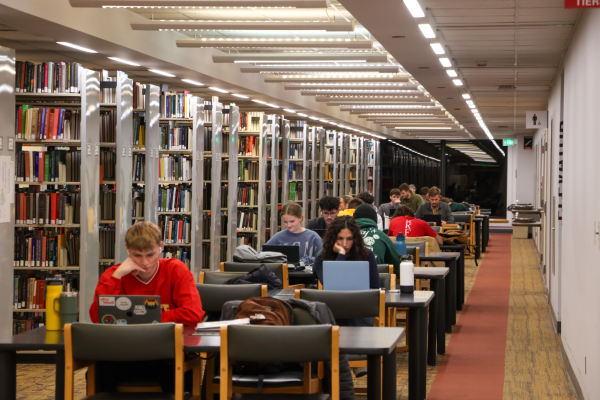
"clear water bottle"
400,255,415,294
395,233,406,256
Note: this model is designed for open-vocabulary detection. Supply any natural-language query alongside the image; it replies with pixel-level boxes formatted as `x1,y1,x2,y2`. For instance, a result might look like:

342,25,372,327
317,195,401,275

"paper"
0,156,13,222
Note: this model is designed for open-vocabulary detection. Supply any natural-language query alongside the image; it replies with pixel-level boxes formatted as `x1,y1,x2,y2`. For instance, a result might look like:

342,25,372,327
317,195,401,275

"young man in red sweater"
90,221,205,325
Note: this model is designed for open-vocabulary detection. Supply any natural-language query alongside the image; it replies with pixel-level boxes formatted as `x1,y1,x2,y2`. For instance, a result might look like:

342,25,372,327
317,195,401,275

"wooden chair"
65,323,201,400
220,262,305,289
219,325,338,400
377,264,393,274
200,271,248,284
450,213,475,258
196,284,268,316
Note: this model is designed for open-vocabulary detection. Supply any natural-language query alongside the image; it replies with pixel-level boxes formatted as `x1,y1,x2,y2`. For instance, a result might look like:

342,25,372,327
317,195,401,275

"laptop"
263,244,300,264
98,295,162,325
422,214,442,226
310,229,326,238
322,261,370,291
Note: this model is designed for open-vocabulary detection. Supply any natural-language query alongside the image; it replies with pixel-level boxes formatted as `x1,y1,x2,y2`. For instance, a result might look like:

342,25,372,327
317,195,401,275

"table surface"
0,326,405,357
385,291,434,308
414,267,449,279
428,252,461,260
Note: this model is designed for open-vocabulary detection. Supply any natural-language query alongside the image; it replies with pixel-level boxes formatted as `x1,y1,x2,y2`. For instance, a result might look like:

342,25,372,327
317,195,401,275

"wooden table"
414,267,449,365
0,325,404,400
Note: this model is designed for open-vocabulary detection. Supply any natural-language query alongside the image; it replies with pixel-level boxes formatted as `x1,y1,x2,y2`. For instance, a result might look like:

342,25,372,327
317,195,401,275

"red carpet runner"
427,234,512,399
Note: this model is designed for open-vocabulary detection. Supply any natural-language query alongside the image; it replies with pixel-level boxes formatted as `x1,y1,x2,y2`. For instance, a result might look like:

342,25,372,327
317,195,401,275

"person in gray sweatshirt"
263,202,323,264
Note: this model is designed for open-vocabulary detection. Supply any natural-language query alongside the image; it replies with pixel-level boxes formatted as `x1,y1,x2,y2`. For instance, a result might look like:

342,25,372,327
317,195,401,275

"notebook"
322,261,370,291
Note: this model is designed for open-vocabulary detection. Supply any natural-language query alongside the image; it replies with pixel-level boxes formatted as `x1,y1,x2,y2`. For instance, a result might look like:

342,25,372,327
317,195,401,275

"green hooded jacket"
355,217,401,275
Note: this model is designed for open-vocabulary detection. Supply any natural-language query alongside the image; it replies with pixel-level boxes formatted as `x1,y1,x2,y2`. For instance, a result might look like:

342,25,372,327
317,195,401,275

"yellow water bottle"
45,279,63,331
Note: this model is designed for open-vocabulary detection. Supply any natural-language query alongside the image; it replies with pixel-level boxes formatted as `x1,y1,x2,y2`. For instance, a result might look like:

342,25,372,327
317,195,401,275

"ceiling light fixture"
231,93,249,98
213,53,387,63
439,58,452,67
452,79,463,86
240,65,399,73
252,99,267,104
148,69,175,77
309,117,319,120
107,57,140,66
264,75,410,83
133,20,355,32
267,104,279,108
297,113,308,117
181,78,204,86
177,38,373,50
446,70,458,77
462,94,471,99
403,0,425,18
430,43,445,55
283,109,296,113
71,0,329,8
418,24,436,38
57,42,97,53
209,87,229,93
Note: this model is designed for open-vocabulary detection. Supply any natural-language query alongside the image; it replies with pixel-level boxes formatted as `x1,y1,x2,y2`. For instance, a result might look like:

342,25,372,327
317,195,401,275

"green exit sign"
482,164,488,167
503,138,515,146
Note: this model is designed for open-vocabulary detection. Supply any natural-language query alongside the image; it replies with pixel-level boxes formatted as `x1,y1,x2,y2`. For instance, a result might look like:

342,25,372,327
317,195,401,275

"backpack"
223,265,283,290
233,245,288,263
439,230,477,265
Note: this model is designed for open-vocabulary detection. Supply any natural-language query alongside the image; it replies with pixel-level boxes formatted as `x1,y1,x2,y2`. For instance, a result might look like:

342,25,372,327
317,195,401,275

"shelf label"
128,146,132,157
122,145,126,157
87,144,92,156
95,144,99,156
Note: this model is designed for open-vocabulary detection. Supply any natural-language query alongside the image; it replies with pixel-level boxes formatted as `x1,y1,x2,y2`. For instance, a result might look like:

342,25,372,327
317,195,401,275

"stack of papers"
195,318,250,332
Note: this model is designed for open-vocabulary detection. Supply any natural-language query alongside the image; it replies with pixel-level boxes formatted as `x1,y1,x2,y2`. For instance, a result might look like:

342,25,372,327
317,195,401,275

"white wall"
506,132,536,212
560,9,600,399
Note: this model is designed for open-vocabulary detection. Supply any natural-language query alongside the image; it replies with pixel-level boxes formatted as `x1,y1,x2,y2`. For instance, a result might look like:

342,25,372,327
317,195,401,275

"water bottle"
395,233,406,256
45,278,64,331
400,255,415,294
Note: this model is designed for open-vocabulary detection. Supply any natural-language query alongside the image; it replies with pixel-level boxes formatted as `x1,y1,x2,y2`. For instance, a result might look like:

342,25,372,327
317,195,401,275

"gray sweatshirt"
263,229,323,264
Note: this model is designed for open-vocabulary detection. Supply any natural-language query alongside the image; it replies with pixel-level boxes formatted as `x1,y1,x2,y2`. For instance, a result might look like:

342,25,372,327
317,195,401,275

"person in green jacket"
441,197,470,212
399,182,425,213
353,204,401,275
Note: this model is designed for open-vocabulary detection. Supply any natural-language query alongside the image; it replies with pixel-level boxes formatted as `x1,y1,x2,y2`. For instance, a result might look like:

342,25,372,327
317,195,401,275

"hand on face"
113,257,147,279
333,242,346,255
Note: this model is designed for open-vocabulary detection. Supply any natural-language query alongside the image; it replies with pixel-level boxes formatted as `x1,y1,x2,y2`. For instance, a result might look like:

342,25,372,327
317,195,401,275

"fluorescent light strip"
57,42,97,53
209,87,229,93
418,24,436,38
181,78,203,86
283,109,296,113
252,99,267,104
430,43,445,55
403,0,425,18
108,57,140,66
267,104,279,108
232,93,249,98
446,70,458,77
439,58,452,67
453,79,463,86
309,117,319,120
149,69,175,77
462,94,471,99
297,113,308,117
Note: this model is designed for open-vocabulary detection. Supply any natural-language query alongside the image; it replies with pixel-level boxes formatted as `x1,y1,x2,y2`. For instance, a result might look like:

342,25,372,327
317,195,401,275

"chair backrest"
67,323,178,362
196,284,265,313
201,271,247,285
296,289,384,325
432,226,441,233
221,262,289,288
453,213,474,224
377,264,393,274
378,273,396,290
406,242,424,265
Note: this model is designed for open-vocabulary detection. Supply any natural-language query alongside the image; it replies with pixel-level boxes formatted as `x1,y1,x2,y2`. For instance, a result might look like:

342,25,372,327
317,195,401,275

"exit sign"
503,138,515,146
482,164,488,167
565,0,600,7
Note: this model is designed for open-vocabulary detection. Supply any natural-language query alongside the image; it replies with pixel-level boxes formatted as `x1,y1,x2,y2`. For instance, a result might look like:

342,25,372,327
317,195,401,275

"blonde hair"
280,201,303,219
125,222,162,251
341,195,353,206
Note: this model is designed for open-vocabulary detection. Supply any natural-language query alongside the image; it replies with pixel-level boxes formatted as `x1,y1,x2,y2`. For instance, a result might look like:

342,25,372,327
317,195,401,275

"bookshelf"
226,105,240,261
280,118,290,219
256,114,270,249
309,126,318,220
209,101,223,270
374,141,381,205
268,115,281,240
288,119,307,225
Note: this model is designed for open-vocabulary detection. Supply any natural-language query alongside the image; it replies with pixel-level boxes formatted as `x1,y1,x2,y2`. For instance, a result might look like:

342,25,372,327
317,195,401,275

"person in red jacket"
387,205,443,246
90,221,205,325
90,222,204,393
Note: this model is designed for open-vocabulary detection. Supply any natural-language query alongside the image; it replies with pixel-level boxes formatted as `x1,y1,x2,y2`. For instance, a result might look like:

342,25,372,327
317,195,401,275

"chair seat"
232,394,330,400
346,354,367,362
86,393,191,400
214,370,306,388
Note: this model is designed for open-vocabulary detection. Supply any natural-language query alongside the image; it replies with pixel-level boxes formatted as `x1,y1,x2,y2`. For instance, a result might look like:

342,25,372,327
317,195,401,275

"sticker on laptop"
133,305,147,316
101,314,116,324
144,297,159,310
99,296,115,306
116,319,127,325
116,297,132,311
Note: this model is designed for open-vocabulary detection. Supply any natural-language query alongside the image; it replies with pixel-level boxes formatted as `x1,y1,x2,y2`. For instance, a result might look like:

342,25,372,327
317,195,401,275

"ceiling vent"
419,67,429,69
475,61,488,67
498,125,509,128
498,85,517,91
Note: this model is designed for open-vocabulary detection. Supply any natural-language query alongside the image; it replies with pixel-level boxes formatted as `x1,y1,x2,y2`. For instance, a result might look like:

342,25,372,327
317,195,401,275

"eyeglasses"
322,211,338,217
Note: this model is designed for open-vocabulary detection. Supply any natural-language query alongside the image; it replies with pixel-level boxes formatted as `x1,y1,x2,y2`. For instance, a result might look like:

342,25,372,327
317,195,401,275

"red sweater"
89,258,204,326
388,216,438,238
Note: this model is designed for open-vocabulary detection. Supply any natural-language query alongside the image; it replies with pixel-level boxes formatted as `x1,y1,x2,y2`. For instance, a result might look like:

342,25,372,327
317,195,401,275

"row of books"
133,154,145,181
160,216,191,245
164,246,190,268
133,114,146,148
204,127,213,152
158,185,191,213
238,135,258,156
239,159,258,181
14,277,46,310
100,110,116,143
100,189,116,221
237,209,258,231
289,182,303,202
222,105,230,126
15,190,81,225
15,61,82,94
100,227,115,259
16,150,81,183
16,107,81,141
240,112,262,132
132,190,144,219
288,162,303,180
237,233,257,248
159,155,192,182
220,185,229,209
100,148,116,181
161,91,192,119
237,183,258,206
289,143,303,160
133,82,146,110
14,229,76,267
203,101,213,123
290,124,305,139
325,149,335,163
160,126,192,150
324,165,333,181
100,75,116,104
12,315,44,334
203,159,212,181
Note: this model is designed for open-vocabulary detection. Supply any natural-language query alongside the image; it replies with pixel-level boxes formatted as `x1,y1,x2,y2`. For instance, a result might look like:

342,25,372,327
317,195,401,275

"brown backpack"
235,297,295,326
